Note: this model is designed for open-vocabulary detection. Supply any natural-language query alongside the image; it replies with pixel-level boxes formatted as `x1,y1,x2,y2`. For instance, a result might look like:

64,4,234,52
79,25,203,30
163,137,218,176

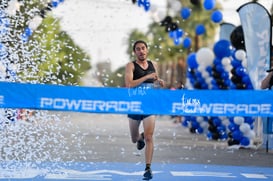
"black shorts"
128,114,152,121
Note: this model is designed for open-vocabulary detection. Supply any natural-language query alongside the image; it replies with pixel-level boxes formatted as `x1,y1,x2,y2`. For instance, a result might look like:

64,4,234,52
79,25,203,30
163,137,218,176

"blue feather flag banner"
237,2,272,89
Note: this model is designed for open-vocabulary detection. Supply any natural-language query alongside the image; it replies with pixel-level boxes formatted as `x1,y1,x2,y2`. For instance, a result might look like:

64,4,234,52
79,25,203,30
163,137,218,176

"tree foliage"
1,0,91,85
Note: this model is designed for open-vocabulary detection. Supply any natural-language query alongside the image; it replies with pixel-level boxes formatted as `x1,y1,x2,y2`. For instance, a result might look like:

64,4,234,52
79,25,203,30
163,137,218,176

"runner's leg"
142,115,155,165
129,118,142,143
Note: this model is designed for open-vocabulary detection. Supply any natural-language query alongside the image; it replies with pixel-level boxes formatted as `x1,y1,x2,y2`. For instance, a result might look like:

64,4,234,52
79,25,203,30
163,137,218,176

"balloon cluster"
187,52,208,89
230,50,253,89
182,116,208,134
207,117,228,141
227,116,256,147
184,28,255,147
210,39,233,89
157,0,223,46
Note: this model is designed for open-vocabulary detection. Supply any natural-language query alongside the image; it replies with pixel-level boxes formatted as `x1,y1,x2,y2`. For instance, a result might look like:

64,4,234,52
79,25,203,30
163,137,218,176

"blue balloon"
206,66,212,75
232,130,243,141
217,125,226,132
169,31,176,38
221,72,229,81
195,71,202,79
224,79,231,86
195,24,205,35
220,133,228,140
203,0,216,10
231,59,241,68
242,75,251,84
247,84,254,90
191,121,199,129
144,1,151,11
196,127,204,134
176,28,184,37
216,64,224,72
207,131,213,140
211,84,219,90
189,77,195,84
137,0,150,11
211,79,217,85
51,0,59,7
169,29,183,39
183,37,191,48
173,38,182,46
182,119,190,127
201,83,208,89
236,67,246,77
240,137,250,146
180,7,191,19
187,53,198,69
213,40,232,59
211,10,223,23
228,123,238,132
244,117,255,125
229,82,237,89
213,117,221,126
213,58,222,66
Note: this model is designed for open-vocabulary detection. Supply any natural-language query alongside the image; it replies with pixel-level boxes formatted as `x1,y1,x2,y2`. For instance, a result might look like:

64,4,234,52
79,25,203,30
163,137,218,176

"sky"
52,0,273,71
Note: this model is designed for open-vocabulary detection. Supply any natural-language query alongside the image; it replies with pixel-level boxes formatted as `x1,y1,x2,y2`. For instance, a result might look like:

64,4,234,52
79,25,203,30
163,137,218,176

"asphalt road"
54,112,273,167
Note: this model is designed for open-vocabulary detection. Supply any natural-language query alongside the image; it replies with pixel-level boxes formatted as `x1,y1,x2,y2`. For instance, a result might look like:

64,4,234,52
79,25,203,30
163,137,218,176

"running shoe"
137,132,145,150
143,168,153,179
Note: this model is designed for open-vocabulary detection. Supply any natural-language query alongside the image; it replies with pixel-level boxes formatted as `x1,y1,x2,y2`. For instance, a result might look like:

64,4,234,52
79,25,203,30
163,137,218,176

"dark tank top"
133,61,155,83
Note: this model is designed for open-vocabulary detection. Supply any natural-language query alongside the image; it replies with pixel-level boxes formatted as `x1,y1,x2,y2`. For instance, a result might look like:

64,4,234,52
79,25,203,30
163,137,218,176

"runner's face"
134,43,148,61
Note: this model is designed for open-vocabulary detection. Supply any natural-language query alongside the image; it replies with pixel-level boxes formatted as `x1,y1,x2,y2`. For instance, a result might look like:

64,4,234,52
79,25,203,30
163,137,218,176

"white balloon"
234,116,244,125
170,1,182,13
235,49,246,61
222,118,230,126
196,47,215,66
153,10,166,23
201,71,209,78
197,65,205,72
225,64,232,73
239,123,251,134
200,121,208,129
245,130,255,139
242,58,247,67
205,76,212,85
196,116,203,123
222,57,230,66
